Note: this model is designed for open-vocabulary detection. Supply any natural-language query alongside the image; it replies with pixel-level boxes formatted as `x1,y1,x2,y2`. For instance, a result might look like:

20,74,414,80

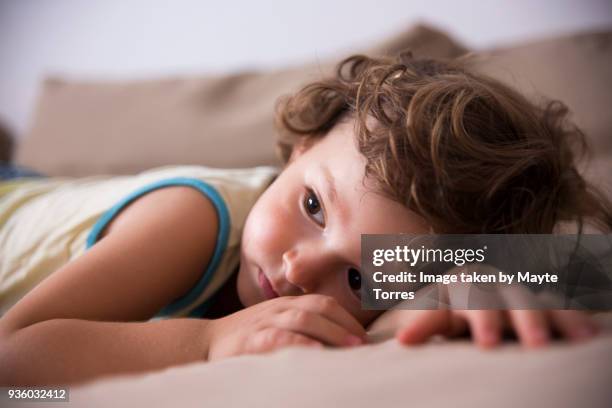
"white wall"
1,0,611,137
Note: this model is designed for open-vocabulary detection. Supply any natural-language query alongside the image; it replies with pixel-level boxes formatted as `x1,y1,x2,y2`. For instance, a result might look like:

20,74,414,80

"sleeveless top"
0,165,279,318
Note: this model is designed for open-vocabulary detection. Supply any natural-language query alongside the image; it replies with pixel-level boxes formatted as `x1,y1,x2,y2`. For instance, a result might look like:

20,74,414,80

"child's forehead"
304,122,363,165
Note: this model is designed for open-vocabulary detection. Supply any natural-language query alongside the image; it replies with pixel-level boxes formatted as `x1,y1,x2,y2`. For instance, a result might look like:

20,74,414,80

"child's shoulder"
99,184,220,240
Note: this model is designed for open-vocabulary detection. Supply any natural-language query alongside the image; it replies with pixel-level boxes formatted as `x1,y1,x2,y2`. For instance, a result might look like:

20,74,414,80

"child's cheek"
245,194,297,262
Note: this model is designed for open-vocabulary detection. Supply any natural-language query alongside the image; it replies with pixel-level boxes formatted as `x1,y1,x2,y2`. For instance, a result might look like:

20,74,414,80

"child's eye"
347,267,362,296
303,189,325,226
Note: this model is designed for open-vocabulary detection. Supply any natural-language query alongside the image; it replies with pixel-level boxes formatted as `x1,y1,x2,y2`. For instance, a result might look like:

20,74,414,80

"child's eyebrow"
319,165,338,205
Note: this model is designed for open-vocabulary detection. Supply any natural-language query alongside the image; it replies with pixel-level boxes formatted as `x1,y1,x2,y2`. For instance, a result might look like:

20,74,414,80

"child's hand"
206,294,366,360
369,271,601,349
393,309,600,348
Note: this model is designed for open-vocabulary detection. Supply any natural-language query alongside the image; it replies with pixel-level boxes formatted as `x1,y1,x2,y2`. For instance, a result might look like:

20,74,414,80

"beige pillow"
16,24,467,176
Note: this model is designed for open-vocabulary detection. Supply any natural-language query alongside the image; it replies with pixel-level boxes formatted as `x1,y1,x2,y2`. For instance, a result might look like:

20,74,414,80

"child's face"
237,120,429,326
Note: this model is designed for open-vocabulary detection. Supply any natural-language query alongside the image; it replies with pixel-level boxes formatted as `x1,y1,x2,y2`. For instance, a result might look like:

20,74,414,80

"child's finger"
297,294,367,339
276,309,364,347
459,310,503,348
250,328,324,353
396,310,465,345
548,310,599,342
278,331,325,349
508,310,550,348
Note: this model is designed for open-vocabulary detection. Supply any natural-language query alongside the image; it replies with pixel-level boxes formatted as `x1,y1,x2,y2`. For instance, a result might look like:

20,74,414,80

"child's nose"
282,247,333,294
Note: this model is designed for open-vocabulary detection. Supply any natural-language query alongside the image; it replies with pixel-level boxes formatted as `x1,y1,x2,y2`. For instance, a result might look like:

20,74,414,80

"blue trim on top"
86,177,230,318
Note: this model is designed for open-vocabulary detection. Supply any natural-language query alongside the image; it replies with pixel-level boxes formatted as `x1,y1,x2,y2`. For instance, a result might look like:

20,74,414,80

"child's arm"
0,186,220,385
0,317,212,386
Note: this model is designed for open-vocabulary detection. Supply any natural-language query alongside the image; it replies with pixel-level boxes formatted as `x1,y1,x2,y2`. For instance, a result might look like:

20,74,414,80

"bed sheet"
10,314,612,408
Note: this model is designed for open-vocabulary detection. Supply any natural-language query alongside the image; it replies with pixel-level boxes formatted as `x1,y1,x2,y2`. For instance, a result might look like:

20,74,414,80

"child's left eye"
303,189,325,226
347,268,362,298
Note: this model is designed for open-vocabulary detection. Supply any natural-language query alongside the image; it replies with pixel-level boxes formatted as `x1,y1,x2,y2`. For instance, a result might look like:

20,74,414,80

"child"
0,53,609,386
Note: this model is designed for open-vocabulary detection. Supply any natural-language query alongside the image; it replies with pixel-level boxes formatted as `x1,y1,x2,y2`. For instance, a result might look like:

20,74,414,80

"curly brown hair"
275,53,612,234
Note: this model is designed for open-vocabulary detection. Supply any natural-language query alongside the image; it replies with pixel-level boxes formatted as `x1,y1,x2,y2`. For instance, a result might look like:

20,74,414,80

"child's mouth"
258,268,280,300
